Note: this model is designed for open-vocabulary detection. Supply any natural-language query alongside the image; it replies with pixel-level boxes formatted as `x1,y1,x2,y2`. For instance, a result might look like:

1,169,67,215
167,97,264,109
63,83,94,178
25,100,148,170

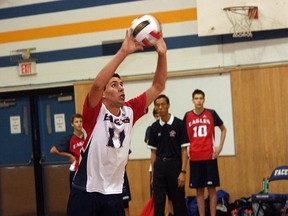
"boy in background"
50,113,85,187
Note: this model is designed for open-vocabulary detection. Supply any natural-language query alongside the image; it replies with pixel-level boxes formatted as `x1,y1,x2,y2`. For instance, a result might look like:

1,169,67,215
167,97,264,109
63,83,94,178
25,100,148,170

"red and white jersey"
69,134,85,170
184,109,223,161
73,93,147,194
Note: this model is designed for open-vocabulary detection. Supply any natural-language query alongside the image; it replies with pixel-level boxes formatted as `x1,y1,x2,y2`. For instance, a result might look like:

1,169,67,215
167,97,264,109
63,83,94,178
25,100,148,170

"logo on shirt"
72,141,84,150
169,130,176,137
104,113,130,126
188,118,211,127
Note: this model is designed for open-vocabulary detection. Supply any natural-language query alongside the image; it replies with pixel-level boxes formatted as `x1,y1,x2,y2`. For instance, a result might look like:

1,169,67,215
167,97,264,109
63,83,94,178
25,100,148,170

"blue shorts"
67,188,125,216
189,159,220,188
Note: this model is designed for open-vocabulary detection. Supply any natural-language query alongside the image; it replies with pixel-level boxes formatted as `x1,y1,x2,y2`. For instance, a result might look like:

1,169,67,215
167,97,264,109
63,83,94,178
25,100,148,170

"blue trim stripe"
1,28,288,68
0,0,141,20
222,28,288,44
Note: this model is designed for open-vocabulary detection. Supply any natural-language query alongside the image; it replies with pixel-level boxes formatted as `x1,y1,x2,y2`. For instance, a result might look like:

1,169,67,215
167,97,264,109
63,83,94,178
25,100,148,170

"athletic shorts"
189,159,220,188
67,188,125,216
122,170,131,208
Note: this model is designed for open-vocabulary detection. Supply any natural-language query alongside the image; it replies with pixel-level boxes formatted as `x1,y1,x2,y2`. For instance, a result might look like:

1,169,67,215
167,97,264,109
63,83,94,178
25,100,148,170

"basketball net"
224,6,258,38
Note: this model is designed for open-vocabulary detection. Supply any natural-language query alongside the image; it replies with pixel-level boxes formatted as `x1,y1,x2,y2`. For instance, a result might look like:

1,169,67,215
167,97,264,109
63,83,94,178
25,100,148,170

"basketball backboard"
197,0,288,36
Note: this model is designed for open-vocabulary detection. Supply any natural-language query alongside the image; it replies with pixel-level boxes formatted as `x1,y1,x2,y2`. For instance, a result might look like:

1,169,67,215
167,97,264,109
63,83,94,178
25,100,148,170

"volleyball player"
67,30,167,216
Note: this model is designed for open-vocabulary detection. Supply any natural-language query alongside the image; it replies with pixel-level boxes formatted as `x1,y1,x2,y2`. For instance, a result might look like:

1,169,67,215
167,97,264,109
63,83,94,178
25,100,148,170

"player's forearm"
181,147,188,172
152,53,167,93
150,150,156,175
218,125,227,149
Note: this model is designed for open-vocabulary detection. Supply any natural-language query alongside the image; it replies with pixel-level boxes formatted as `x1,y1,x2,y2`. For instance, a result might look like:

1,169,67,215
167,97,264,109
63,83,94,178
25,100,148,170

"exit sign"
18,61,37,76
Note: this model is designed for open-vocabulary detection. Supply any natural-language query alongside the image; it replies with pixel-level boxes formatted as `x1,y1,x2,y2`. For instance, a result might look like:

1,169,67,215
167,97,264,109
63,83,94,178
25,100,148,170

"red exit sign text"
18,62,36,76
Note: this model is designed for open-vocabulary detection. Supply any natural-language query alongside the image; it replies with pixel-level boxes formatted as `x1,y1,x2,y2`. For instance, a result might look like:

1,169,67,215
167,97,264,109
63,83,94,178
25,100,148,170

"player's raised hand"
154,33,167,56
120,29,144,55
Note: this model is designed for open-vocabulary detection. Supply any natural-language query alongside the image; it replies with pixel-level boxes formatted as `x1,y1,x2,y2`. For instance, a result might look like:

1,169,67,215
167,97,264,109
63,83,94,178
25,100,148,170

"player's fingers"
136,43,144,51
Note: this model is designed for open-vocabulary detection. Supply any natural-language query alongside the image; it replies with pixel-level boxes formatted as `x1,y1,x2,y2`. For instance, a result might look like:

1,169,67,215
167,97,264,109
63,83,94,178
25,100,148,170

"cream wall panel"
0,0,59,9
0,22,197,55
223,38,288,66
0,0,195,32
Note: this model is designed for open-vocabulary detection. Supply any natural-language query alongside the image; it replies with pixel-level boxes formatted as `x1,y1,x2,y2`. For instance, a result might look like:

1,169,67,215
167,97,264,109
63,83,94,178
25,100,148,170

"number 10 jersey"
184,109,223,161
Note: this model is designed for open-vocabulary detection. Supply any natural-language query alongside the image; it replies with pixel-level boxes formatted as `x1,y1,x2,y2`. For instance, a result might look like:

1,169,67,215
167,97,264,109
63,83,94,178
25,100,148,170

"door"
0,97,37,215
37,93,75,215
0,87,75,216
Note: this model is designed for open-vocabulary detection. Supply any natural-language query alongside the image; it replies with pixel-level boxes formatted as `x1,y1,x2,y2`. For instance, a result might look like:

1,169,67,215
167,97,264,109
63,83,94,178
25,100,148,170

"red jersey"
184,109,223,161
69,134,85,170
73,93,147,194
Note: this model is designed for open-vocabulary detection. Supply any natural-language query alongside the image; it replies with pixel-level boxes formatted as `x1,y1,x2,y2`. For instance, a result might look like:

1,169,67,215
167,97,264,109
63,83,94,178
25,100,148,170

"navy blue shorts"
67,188,125,216
189,159,220,188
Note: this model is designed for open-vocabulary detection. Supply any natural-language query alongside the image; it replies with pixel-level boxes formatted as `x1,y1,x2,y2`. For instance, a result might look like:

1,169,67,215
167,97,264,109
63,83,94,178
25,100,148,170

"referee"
148,94,190,216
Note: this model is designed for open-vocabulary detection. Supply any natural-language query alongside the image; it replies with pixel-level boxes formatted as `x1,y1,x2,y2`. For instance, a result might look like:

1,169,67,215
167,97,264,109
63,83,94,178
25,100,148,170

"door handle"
39,152,46,165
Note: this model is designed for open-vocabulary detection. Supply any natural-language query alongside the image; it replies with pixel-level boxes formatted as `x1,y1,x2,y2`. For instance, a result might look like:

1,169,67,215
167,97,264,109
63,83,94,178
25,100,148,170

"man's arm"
150,149,157,187
178,147,188,187
50,146,75,163
88,30,144,108
144,35,167,109
213,124,227,158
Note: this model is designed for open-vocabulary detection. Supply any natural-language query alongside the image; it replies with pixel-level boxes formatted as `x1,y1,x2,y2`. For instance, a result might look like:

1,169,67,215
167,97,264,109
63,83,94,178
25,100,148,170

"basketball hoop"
223,6,258,38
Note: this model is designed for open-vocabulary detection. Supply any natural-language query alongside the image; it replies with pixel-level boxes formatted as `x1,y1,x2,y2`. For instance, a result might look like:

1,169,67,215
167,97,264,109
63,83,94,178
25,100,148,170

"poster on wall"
54,113,66,132
10,116,21,134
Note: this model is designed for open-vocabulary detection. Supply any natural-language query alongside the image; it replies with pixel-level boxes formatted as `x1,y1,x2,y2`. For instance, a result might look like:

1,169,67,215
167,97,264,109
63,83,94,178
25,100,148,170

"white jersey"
73,93,147,194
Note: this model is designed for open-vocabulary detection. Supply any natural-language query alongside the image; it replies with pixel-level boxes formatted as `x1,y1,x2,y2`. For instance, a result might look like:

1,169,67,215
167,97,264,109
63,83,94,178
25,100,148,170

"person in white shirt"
67,29,167,216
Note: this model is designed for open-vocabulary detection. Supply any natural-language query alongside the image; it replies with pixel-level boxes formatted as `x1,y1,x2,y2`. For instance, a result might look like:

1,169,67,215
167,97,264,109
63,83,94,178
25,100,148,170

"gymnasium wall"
74,65,288,215
0,0,288,90
1,1,288,215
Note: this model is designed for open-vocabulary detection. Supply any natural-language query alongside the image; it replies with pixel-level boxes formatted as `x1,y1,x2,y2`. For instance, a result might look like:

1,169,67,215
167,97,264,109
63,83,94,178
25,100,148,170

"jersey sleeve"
211,109,224,127
179,119,190,148
82,94,102,135
54,135,72,153
147,122,157,150
125,92,147,125
183,112,188,127
144,126,151,143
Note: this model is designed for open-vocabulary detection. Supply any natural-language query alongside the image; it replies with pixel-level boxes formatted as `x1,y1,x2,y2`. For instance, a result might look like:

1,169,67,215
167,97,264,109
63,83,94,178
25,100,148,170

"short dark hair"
154,94,170,105
113,73,121,79
104,73,121,90
71,113,82,124
192,89,205,98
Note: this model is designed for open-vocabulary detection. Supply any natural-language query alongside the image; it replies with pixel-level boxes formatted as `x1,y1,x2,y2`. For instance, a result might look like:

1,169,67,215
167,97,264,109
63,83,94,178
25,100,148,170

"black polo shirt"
148,114,190,158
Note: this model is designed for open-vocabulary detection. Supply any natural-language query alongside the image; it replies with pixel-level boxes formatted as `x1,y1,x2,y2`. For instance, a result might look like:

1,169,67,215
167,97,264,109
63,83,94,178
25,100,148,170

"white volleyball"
130,15,161,47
